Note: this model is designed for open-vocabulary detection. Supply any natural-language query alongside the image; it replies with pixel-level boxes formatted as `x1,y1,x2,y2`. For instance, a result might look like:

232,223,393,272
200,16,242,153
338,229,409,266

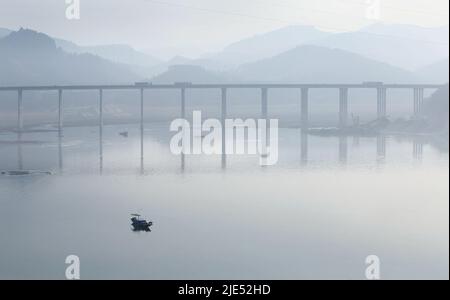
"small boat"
131,214,153,232
1,170,52,176
119,131,129,138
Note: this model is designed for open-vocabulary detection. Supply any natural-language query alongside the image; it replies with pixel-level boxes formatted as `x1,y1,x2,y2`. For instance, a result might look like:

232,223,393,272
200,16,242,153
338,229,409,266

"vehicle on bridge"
362,81,384,87
174,81,193,87
134,82,152,87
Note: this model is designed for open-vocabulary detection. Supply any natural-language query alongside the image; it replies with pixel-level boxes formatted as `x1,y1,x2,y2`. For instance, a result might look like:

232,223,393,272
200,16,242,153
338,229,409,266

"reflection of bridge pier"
180,153,185,172
140,88,145,174
377,135,387,163
339,136,348,164
99,89,104,174
221,88,227,169
179,87,187,172
8,130,435,174
58,134,63,172
17,133,23,170
413,139,424,161
339,88,348,129
300,130,308,165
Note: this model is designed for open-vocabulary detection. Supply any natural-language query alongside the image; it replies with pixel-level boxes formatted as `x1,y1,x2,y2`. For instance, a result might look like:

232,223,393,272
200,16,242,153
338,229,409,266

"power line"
144,0,449,47
256,0,449,18
144,0,304,24
344,0,449,18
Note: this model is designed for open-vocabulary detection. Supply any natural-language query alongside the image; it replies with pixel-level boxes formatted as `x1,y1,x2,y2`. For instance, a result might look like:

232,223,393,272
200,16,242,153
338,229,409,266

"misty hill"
55,39,161,68
423,84,449,132
313,24,449,71
166,56,194,66
0,28,11,39
416,59,449,84
0,29,140,85
54,38,162,78
196,24,448,72
151,64,230,83
200,25,331,69
147,55,223,80
236,45,416,83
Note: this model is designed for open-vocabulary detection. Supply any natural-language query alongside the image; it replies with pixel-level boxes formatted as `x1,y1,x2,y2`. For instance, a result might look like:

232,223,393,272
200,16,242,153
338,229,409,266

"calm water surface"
0,124,448,279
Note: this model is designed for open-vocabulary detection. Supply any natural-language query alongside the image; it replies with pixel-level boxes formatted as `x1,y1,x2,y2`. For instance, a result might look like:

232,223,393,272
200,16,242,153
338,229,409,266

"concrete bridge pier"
221,88,227,169
261,87,268,120
377,87,387,119
413,88,424,116
301,88,309,130
181,88,186,119
17,89,23,132
58,89,63,136
339,88,349,129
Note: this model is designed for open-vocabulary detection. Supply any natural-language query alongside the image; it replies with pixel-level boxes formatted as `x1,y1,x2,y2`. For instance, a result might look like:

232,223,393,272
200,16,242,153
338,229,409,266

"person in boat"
131,214,153,232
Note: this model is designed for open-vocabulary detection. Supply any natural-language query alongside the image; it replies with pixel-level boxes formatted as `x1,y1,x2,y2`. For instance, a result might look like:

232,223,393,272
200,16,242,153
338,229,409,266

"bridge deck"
0,83,446,91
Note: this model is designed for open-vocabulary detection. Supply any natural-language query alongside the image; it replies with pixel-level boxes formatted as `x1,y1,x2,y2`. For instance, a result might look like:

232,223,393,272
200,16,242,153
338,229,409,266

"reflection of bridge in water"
3,82,441,173
12,130,426,174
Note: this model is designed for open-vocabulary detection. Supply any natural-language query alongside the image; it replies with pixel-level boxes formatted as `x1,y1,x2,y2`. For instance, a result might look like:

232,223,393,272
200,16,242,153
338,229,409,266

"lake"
0,123,448,279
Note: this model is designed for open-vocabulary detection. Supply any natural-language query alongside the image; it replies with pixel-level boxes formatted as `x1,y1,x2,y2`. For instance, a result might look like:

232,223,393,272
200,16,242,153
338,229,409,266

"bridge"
2,82,441,173
0,82,445,133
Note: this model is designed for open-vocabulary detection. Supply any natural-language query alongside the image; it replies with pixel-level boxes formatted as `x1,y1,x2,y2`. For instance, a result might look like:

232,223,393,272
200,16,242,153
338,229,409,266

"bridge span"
0,82,445,134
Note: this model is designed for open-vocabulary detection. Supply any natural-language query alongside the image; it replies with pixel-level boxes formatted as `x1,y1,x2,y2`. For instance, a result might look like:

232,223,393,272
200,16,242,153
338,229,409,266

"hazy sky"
0,0,448,59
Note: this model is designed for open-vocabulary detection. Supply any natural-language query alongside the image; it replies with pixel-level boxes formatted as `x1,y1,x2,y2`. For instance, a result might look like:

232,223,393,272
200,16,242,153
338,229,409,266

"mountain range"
235,45,416,83
55,39,160,66
0,29,139,85
186,24,449,72
0,27,11,39
0,24,448,86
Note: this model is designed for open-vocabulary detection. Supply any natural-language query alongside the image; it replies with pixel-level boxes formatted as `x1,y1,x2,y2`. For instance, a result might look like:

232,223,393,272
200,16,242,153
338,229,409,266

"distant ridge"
416,59,449,84
0,28,140,85
55,39,162,68
0,27,12,39
236,45,417,83
187,23,449,72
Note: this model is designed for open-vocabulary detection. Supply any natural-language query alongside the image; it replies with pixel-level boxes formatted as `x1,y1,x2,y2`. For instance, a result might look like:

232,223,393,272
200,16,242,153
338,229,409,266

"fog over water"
0,124,448,279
